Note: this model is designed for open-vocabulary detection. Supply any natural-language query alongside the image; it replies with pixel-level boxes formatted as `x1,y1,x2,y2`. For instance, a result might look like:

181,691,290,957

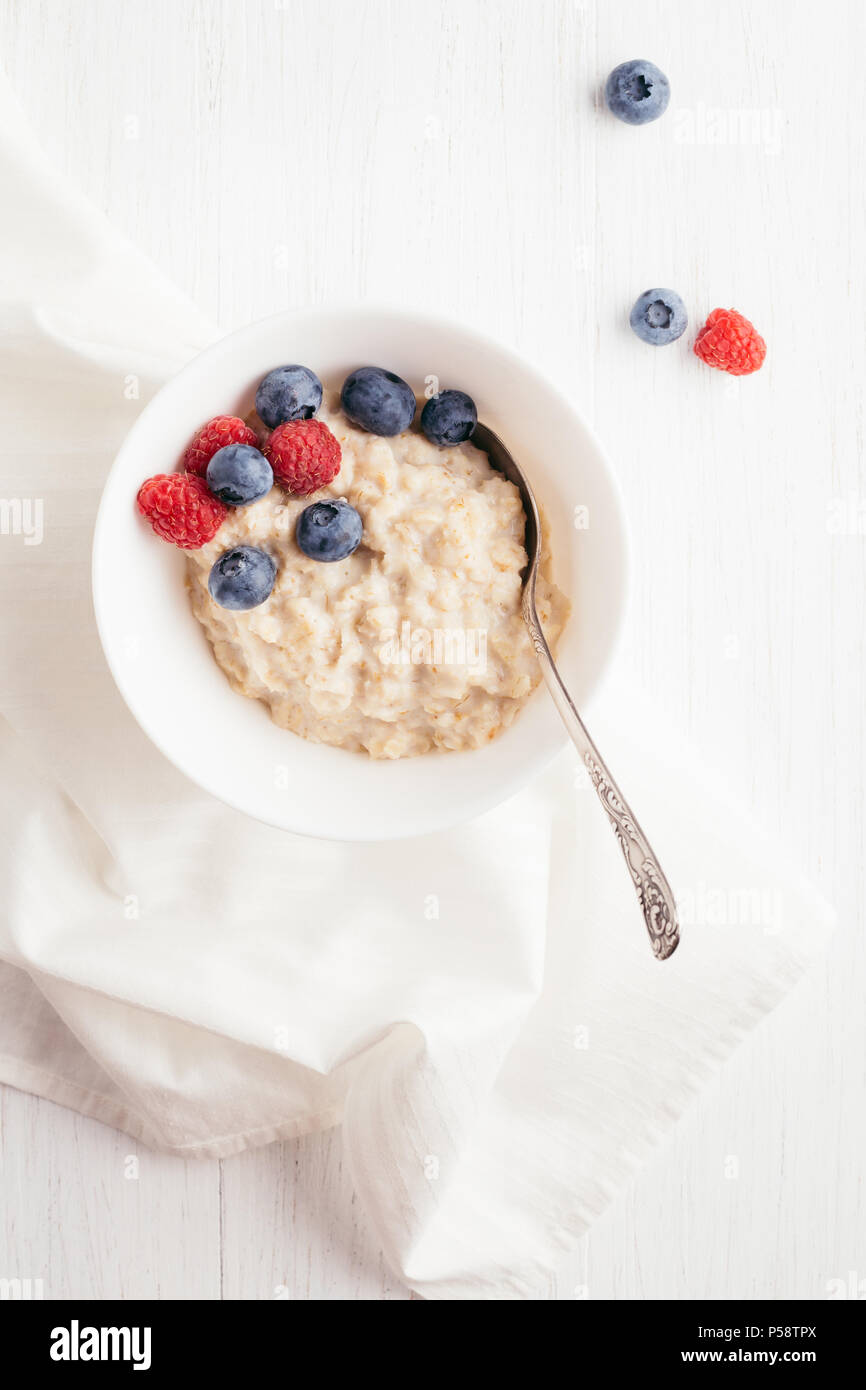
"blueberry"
629,288,688,346
296,500,363,563
420,389,477,446
340,366,416,436
605,60,670,126
206,444,273,505
255,365,323,429
208,546,277,610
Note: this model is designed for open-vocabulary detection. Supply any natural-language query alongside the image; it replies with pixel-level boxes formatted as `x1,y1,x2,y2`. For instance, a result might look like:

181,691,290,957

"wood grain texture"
0,0,862,1299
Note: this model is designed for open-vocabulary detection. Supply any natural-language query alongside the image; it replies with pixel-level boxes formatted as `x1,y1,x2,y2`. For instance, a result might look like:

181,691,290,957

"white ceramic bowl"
93,308,629,840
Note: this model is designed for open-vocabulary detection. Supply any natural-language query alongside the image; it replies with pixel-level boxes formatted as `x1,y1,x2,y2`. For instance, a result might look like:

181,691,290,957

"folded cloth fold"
0,73,834,1299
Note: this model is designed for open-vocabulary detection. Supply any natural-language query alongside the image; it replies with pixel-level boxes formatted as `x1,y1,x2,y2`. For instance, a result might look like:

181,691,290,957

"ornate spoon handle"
523,595,680,960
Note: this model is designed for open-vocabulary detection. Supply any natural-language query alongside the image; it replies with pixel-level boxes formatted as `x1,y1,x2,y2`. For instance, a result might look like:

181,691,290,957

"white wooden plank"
220,1129,412,1301
0,1087,220,1298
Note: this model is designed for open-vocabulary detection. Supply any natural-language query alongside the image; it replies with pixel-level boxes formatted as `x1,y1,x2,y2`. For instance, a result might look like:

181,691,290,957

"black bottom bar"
0,1297,857,1373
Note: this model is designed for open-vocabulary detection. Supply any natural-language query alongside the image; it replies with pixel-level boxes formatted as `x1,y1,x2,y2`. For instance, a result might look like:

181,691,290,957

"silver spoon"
473,422,680,961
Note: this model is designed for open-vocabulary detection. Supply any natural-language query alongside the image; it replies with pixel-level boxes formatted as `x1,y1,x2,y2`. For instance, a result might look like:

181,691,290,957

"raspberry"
693,308,766,376
183,416,259,477
264,419,342,495
137,473,227,549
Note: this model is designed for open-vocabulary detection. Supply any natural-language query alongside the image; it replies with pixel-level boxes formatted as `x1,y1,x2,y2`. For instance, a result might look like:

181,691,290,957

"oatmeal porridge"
185,396,568,759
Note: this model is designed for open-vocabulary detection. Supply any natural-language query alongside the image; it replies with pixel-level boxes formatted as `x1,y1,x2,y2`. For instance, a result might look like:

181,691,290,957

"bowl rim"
92,304,631,840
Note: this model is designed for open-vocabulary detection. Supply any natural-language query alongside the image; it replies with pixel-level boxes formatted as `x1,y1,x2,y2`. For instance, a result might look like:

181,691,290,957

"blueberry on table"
605,60,670,125
208,546,277,610
206,444,273,505
255,365,323,429
296,500,363,562
629,288,688,345
340,366,416,436
420,389,477,446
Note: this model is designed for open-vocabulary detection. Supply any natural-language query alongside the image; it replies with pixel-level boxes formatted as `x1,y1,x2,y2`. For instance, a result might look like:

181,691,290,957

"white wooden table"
0,0,862,1300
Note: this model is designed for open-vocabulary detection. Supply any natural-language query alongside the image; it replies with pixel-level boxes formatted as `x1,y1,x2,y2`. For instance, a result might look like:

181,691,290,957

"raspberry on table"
264,419,342,495
183,416,259,477
693,308,767,376
137,473,227,549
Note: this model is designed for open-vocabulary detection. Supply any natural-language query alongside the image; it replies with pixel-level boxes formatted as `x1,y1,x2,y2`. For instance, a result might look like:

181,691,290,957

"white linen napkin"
0,75,834,1300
